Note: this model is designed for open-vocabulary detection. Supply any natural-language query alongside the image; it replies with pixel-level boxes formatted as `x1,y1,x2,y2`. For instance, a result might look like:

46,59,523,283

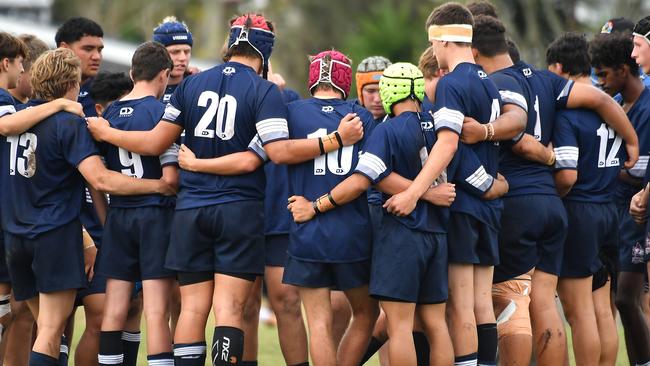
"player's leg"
299,286,336,366
418,303,453,365
99,279,133,366
447,262,477,360
339,285,379,366
265,265,308,365
529,269,566,366
558,276,600,365
169,283,181,336
491,273,533,366
0,283,10,357
615,271,650,365
142,278,174,363
592,272,617,366
173,275,212,365
380,301,416,365
358,310,388,365
474,265,497,366
241,276,262,366
3,297,35,366
75,292,105,366
32,290,77,360
331,290,352,347
122,291,143,366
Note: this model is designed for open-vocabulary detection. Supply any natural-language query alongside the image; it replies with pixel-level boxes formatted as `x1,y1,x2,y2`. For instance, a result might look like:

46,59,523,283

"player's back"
2,100,99,238
554,108,624,203
103,96,175,208
163,62,286,209
286,97,374,263
497,62,574,196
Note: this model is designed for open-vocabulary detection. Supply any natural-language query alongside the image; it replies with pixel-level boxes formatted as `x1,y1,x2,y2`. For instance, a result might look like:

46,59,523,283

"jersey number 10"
307,128,354,176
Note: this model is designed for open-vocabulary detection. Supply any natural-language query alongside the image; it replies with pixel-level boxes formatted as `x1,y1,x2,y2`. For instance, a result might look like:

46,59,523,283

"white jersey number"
307,128,354,176
596,123,622,168
118,148,144,178
194,91,237,140
7,133,38,178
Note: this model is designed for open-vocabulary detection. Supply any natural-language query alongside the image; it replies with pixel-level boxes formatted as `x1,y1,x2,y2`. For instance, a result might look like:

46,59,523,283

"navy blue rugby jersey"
495,61,574,196
162,62,289,209
162,83,178,104
79,78,98,118
0,89,16,223
615,87,650,201
286,97,375,263
366,114,388,206
102,96,177,208
554,108,625,203
1,99,100,238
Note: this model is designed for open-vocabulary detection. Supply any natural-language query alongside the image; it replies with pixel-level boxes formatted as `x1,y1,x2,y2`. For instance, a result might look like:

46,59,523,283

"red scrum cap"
308,50,352,99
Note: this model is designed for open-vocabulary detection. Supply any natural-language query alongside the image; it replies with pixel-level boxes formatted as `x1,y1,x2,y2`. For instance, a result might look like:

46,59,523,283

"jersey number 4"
7,133,37,178
596,123,622,168
194,91,237,140
307,128,354,176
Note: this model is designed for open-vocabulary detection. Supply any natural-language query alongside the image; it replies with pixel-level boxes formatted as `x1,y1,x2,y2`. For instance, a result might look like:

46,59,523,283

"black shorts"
265,234,289,267
447,212,499,266
166,201,265,277
0,229,10,284
5,220,87,301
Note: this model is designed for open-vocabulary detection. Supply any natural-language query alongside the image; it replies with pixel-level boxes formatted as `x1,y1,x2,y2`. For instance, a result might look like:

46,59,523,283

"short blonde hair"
418,46,440,79
31,48,80,101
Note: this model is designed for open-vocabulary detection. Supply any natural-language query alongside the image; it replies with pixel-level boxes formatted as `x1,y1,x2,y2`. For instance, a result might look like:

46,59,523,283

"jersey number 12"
596,123,621,168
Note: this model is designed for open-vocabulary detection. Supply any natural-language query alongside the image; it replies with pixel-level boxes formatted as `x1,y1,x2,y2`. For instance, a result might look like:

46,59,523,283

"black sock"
240,362,258,366
413,331,430,366
477,323,497,366
358,336,386,365
99,330,124,365
122,331,140,366
30,351,59,366
290,363,310,366
58,335,69,366
173,342,206,366
147,352,174,366
212,326,244,366
455,352,478,365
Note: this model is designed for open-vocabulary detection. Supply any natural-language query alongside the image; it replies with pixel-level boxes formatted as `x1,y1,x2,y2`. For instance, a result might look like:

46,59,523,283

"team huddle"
1,1,650,366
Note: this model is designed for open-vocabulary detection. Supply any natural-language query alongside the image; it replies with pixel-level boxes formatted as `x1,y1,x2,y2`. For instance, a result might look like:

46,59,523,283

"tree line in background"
51,0,648,98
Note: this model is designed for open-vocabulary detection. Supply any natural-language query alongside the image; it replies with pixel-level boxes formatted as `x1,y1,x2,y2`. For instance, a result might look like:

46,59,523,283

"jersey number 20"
194,91,237,140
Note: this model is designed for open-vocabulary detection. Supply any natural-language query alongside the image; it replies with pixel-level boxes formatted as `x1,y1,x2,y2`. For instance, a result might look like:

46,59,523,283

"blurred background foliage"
51,0,650,98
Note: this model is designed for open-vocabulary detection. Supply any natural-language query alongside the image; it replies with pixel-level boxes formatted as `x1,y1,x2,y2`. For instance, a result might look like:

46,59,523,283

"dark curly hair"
546,32,591,76
589,32,639,75
473,15,508,57
89,71,133,105
467,1,498,18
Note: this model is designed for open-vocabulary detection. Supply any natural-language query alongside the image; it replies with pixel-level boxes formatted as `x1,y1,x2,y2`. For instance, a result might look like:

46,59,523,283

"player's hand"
422,183,456,207
187,66,201,75
460,116,485,144
287,195,316,223
56,98,85,117
82,230,97,282
623,141,640,170
86,117,111,142
383,190,418,217
630,185,649,225
157,178,177,196
337,113,363,146
178,144,197,172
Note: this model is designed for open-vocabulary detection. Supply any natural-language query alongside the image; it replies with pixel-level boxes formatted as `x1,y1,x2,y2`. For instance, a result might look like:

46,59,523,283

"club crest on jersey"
523,68,533,77
421,121,434,130
163,94,171,102
119,107,134,117
477,70,488,78
321,106,334,113
79,91,89,98
223,67,236,76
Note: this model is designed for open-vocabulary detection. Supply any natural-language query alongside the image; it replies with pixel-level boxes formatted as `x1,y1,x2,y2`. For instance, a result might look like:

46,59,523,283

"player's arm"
82,227,97,281
86,117,183,156
453,144,508,200
263,113,364,165
553,169,577,197
87,185,108,225
375,173,456,207
0,98,84,136
551,114,579,197
78,155,176,196
178,134,267,175
460,103,527,144
511,134,556,165
566,83,638,169
619,170,644,188
482,173,509,200
630,183,650,225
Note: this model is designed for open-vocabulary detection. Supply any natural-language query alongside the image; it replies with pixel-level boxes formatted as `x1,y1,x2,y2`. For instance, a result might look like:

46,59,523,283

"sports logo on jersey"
478,70,488,78
163,94,172,102
119,107,134,117
223,67,236,76
421,121,434,130
522,68,533,77
321,106,334,113
79,91,89,98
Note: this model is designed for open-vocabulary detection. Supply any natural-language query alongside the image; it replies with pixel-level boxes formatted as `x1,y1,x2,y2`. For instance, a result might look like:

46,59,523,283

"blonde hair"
418,46,440,79
31,48,81,101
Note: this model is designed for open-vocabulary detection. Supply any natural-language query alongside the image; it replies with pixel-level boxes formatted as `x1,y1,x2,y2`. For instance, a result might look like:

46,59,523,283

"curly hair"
589,32,639,75
30,48,81,101
473,15,508,57
546,32,591,76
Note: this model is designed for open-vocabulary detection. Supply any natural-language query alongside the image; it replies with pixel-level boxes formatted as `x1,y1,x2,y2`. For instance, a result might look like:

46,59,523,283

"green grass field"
69,309,633,366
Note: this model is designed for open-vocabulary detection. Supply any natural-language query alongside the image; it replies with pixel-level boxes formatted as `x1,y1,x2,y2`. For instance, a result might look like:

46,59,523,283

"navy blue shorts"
617,200,646,273
447,212,499,266
0,229,10,284
97,206,175,282
494,195,567,283
283,256,370,291
368,204,383,239
5,220,87,301
370,217,448,304
265,234,289,267
166,201,265,276
561,201,618,278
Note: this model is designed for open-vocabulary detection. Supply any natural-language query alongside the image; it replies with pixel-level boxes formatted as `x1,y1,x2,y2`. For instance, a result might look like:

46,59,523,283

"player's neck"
620,76,645,105
229,56,262,74
479,53,513,74
313,90,343,99
447,46,475,72
8,88,27,104
0,73,10,91
122,81,160,101
168,74,183,86
393,99,420,116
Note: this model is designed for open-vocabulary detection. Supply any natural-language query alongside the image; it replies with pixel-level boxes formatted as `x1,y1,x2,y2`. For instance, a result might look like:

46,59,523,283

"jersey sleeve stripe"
433,107,464,134
0,105,16,117
557,80,574,100
465,166,493,192
554,147,578,168
159,143,180,166
628,155,649,177
162,104,181,122
256,118,289,143
355,152,387,181
247,134,268,162
499,90,528,111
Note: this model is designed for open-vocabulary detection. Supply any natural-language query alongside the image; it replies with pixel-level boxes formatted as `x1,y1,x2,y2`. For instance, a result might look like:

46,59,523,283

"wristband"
546,150,556,166
334,131,344,147
318,137,325,155
327,193,339,207
483,124,489,141
486,123,495,141
312,200,321,214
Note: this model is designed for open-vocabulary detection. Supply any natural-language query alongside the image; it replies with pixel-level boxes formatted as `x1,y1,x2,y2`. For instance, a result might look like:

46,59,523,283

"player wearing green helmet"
379,62,426,116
